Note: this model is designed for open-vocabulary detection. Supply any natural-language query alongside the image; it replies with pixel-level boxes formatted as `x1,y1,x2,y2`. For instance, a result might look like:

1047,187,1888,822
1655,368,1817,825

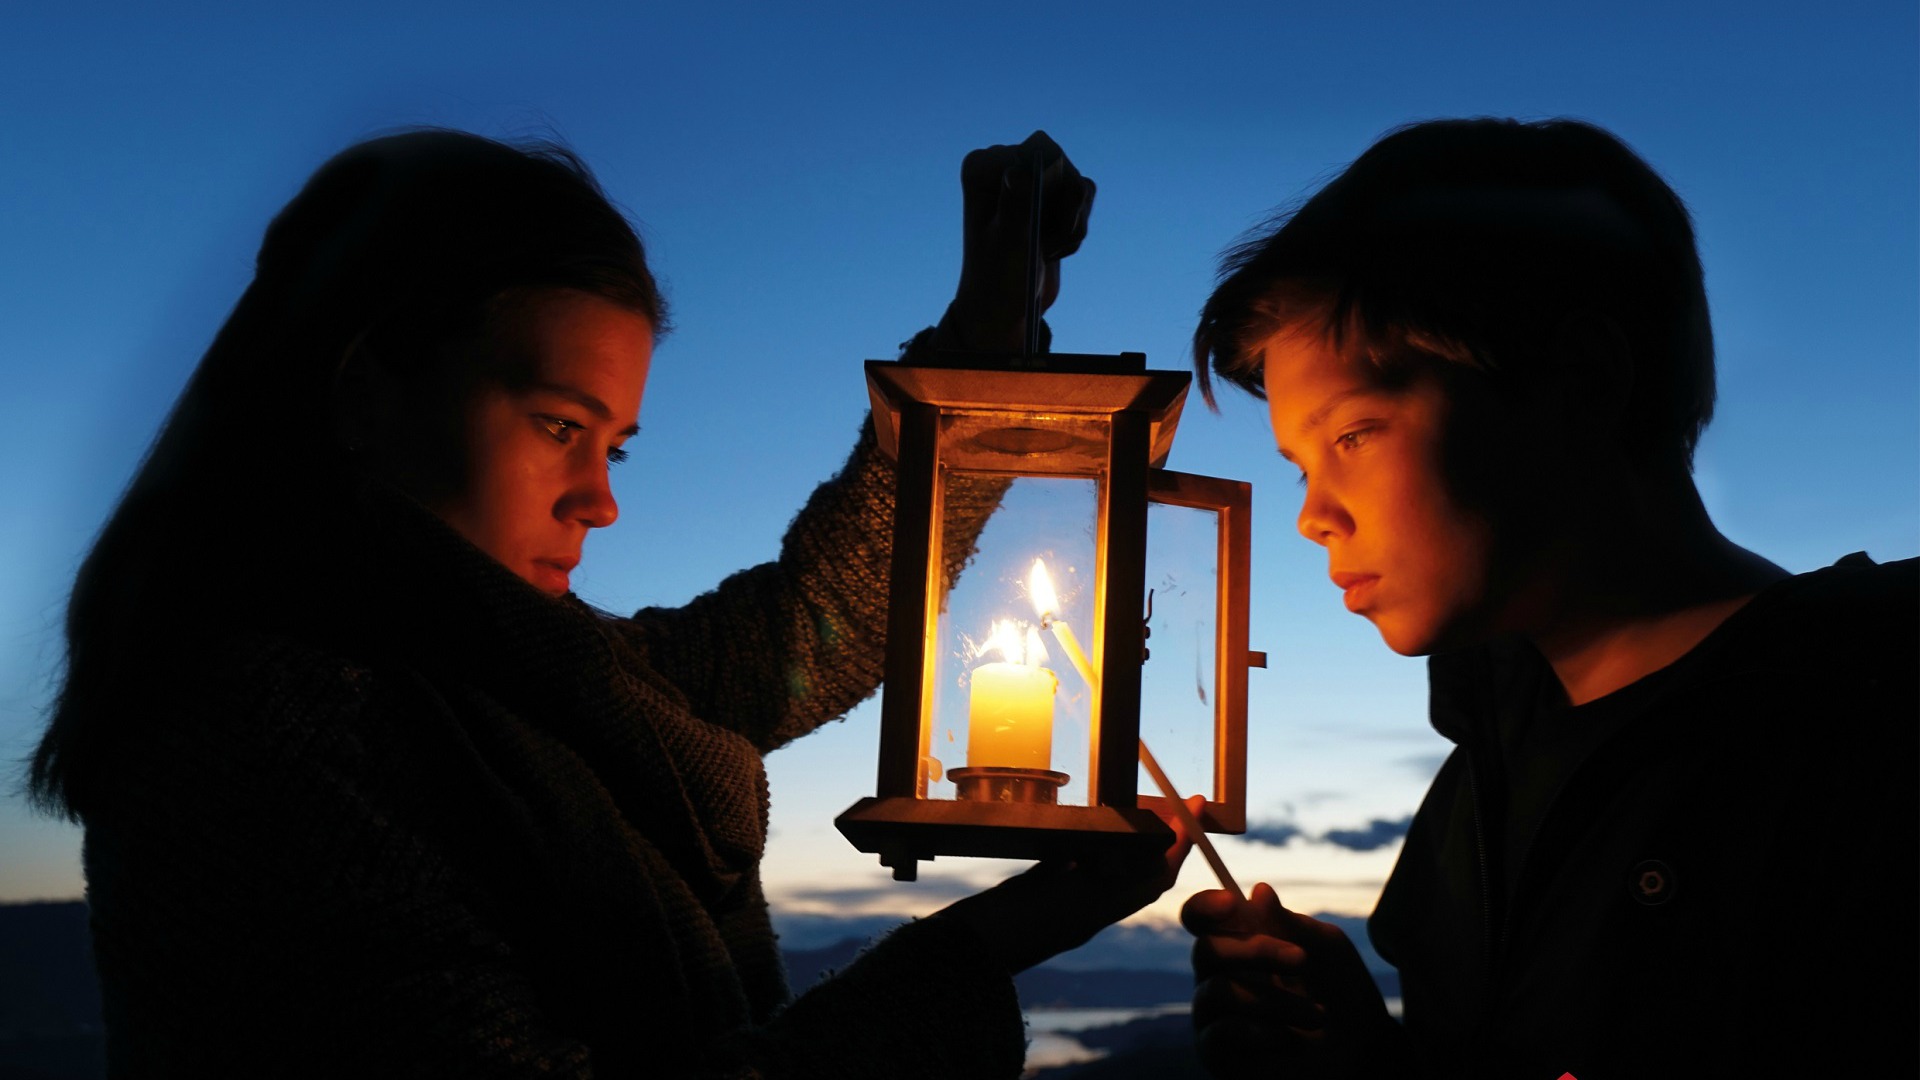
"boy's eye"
1335,427,1375,451
607,445,630,466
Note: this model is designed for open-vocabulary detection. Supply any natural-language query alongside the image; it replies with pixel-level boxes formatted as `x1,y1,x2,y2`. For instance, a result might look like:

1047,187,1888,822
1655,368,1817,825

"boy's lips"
1331,571,1380,611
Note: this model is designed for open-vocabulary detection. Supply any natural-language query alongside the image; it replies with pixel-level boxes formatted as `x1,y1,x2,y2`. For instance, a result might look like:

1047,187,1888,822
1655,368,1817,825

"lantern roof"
865,353,1192,468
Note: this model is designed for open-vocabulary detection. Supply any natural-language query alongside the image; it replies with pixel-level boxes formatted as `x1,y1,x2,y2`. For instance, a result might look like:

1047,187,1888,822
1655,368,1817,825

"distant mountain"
1030,1012,1210,1079
778,909,1400,1003
0,903,100,1035
784,935,1191,1008
0,898,1397,1080
0,901,104,1080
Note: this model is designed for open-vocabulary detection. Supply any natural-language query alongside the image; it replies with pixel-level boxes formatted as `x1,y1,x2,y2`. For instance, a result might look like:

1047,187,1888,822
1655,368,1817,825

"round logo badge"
1630,859,1675,906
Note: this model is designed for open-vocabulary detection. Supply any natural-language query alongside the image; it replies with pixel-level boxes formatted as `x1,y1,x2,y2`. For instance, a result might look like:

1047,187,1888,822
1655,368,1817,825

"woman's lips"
1331,572,1380,612
532,557,578,595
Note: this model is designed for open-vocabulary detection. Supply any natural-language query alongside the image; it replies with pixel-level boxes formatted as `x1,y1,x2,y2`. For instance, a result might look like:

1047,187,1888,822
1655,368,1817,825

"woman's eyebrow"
525,381,612,420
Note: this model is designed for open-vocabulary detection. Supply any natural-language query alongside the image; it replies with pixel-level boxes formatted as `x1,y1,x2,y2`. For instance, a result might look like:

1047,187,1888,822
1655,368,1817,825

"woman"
31,129,1191,1077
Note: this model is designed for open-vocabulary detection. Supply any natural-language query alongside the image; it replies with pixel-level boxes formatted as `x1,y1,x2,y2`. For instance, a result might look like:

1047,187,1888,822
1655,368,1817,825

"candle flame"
983,618,1026,664
1024,625,1050,669
978,618,1050,668
1028,558,1060,621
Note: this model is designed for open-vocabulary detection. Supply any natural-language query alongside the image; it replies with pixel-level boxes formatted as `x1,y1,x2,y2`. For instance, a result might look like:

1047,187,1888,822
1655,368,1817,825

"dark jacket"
79,427,1027,1078
1371,555,1919,1079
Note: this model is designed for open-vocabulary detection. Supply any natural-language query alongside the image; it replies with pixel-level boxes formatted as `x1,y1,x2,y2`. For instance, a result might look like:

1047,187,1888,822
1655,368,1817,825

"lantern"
836,350,1261,880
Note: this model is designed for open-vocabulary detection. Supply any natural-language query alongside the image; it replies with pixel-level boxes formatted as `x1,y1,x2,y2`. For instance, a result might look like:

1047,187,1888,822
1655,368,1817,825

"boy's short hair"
1193,118,1715,469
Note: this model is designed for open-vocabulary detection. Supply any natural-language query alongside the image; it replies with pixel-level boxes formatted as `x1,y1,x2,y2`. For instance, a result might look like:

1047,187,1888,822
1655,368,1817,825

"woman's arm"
85,637,1027,1079
607,132,1093,752
608,415,1005,752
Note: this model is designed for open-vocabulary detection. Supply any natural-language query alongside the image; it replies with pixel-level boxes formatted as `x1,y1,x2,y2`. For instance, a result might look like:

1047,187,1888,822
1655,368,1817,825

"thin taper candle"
1138,740,1243,901
1044,617,1096,692
1025,557,1239,898
1027,559,1097,691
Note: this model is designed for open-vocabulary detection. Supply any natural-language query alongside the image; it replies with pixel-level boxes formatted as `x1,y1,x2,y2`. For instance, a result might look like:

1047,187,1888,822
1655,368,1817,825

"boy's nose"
1296,483,1350,546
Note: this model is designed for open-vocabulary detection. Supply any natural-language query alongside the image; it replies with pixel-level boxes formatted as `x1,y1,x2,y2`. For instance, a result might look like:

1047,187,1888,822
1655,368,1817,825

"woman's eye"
538,415,583,443
607,445,630,466
1335,427,1375,451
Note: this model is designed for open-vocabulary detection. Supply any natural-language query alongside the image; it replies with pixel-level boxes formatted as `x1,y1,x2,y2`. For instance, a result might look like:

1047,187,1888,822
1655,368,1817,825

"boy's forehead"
1260,324,1388,395
1261,330,1397,430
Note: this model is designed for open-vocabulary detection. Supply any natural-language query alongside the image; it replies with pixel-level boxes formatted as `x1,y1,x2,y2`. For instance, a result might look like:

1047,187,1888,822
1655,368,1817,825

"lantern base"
834,796,1174,880
948,767,1070,805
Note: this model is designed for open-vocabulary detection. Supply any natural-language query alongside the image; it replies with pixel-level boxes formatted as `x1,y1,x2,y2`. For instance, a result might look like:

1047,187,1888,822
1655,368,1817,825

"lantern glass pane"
1138,500,1221,803
925,469,1102,809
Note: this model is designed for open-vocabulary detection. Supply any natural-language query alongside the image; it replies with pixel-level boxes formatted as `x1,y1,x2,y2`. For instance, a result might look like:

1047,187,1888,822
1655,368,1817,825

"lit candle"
967,621,1057,770
1028,559,1096,690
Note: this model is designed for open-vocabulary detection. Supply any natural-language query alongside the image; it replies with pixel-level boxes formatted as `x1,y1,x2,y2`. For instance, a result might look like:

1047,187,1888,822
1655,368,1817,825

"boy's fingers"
1192,932,1310,977
1193,975,1328,1038
1180,887,1242,934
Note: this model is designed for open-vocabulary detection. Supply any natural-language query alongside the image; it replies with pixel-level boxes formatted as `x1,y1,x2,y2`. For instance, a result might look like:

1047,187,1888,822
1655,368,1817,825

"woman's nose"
558,463,619,529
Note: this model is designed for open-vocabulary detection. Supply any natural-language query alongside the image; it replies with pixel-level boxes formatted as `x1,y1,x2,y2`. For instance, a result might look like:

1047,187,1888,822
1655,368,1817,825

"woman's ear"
330,335,404,458
330,337,469,505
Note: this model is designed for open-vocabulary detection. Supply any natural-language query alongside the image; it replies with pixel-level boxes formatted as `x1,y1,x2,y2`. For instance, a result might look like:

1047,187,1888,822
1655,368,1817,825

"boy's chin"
1366,612,1461,658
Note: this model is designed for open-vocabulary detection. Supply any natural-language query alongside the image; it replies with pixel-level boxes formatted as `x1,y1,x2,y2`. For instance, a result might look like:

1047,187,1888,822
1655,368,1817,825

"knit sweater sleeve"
82,637,1026,1079
610,416,1004,753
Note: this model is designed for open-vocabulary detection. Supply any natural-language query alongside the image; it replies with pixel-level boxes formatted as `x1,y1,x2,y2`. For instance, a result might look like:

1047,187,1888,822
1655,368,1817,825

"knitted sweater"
79,422,1026,1078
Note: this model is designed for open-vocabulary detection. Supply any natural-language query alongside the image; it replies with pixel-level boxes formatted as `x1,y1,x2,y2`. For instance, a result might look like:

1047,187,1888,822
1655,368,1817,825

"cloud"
1237,814,1415,852
781,878,979,911
1321,816,1414,852
1240,820,1307,847
1396,752,1450,777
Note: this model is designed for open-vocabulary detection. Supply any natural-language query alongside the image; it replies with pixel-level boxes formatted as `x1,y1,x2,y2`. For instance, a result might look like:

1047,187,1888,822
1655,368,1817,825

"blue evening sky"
2,2,1913,927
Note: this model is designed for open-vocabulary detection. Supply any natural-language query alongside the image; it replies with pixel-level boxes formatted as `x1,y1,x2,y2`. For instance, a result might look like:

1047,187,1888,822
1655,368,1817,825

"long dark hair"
30,129,666,819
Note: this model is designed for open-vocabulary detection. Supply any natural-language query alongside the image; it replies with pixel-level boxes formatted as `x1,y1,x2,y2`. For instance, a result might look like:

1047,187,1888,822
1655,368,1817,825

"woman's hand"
939,795,1199,975
935,130,1096,353
1183,883,1409,1080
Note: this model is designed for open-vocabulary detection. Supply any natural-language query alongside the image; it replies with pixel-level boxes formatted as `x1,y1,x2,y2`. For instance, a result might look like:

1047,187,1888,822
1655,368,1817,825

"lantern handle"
1023,139,1045,358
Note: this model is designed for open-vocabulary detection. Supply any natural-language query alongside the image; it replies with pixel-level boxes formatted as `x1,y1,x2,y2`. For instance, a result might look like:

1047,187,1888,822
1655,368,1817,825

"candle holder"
835,351,1260,880
947,767,1070,804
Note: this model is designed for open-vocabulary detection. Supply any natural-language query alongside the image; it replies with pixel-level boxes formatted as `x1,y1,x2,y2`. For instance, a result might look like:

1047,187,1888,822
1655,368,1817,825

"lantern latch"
1141,587,1154,662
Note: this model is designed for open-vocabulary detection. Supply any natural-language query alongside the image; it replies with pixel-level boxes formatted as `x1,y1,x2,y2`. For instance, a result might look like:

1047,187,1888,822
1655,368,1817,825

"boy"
1180,118,1917,1079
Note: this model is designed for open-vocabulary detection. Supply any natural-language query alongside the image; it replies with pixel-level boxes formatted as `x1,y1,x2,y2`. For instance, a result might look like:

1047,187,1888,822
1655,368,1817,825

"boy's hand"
1183,883,1407,1079
936,130,1095,352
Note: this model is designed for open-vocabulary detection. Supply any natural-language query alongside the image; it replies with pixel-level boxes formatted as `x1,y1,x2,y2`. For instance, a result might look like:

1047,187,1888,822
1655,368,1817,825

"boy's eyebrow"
1299,388,1382,434
525,381,641,437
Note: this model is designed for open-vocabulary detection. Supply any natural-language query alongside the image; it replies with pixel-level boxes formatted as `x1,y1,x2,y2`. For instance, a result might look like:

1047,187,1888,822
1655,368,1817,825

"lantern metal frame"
835,351,1254,880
